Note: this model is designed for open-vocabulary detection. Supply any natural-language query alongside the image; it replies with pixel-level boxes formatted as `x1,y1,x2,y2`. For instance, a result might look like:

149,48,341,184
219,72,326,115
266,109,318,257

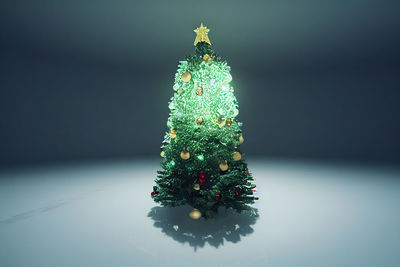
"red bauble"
199,178,204,183
151,191,157,195
235,191,239,195
215,194,221,199
199,171,205,178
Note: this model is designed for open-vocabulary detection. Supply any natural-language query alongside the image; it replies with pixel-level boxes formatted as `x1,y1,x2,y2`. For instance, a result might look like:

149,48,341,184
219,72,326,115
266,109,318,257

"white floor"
0,159,399,267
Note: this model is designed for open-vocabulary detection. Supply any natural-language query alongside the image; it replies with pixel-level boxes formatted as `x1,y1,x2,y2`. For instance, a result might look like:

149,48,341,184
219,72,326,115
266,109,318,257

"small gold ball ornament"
197,87,203,96
225,118,232,126
181,71,191,82
203,54,211,62
193,183,200,190
180,148,190,160
160,151,165,158
196,118,203,125
189,208,202,220
219,160,228,171
239,134,244,144
170,129,177,138
233,151,242,161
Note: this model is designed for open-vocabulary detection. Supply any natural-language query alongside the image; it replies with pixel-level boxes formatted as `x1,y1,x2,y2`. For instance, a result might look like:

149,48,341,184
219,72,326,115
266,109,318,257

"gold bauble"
170,129,177,138
193,183,200,190
225,118,232,126
160,151,165,158
219,160,228,171
239,134,244,144
189,208,202,220
196,118,203,125
180,149,190,160
181,72,191,82
197,86,203,96
233,151,242,161
203,54,211,62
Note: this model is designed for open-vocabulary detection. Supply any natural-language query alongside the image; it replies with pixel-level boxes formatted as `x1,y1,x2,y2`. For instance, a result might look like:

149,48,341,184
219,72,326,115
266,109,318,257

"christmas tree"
151,24,258,219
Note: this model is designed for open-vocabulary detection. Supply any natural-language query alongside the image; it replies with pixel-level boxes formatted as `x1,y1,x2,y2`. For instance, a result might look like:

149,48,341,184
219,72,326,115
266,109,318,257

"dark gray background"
1,0,399,167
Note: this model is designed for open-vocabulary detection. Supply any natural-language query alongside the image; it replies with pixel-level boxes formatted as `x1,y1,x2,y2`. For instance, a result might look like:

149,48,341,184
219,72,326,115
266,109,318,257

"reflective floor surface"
1,159,399,266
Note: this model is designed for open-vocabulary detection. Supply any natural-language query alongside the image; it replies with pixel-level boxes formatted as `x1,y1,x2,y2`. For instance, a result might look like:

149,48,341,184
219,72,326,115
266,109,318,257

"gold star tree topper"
194,23,211,46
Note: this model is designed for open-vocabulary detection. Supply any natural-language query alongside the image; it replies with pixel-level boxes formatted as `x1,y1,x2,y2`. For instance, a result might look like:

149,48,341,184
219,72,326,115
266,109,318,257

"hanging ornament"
189,208,202,220
254,196,259,200
197,155,204,161
177,89,183,94
151,186,158,195
160,151,165,158
203,54,211,63
181,71,191,82
199,171,205,183
233,151,242,161
193,183,200,190
239,134,244,144
235,190,239,196
167,160,175,168
196,117,203,125
219,160,228,171
197,86,203,96
215,194,221,200
170,129,177,138
244,169,249,174
180,148,190,160
216,115,225,127
225,118,232,126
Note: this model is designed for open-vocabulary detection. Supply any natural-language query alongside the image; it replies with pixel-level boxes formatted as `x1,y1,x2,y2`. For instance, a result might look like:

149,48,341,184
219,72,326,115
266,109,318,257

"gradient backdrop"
1,0,400,167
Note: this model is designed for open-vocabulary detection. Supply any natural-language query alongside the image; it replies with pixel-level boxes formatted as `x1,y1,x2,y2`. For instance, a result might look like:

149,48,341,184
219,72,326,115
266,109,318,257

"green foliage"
152,42,256,218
